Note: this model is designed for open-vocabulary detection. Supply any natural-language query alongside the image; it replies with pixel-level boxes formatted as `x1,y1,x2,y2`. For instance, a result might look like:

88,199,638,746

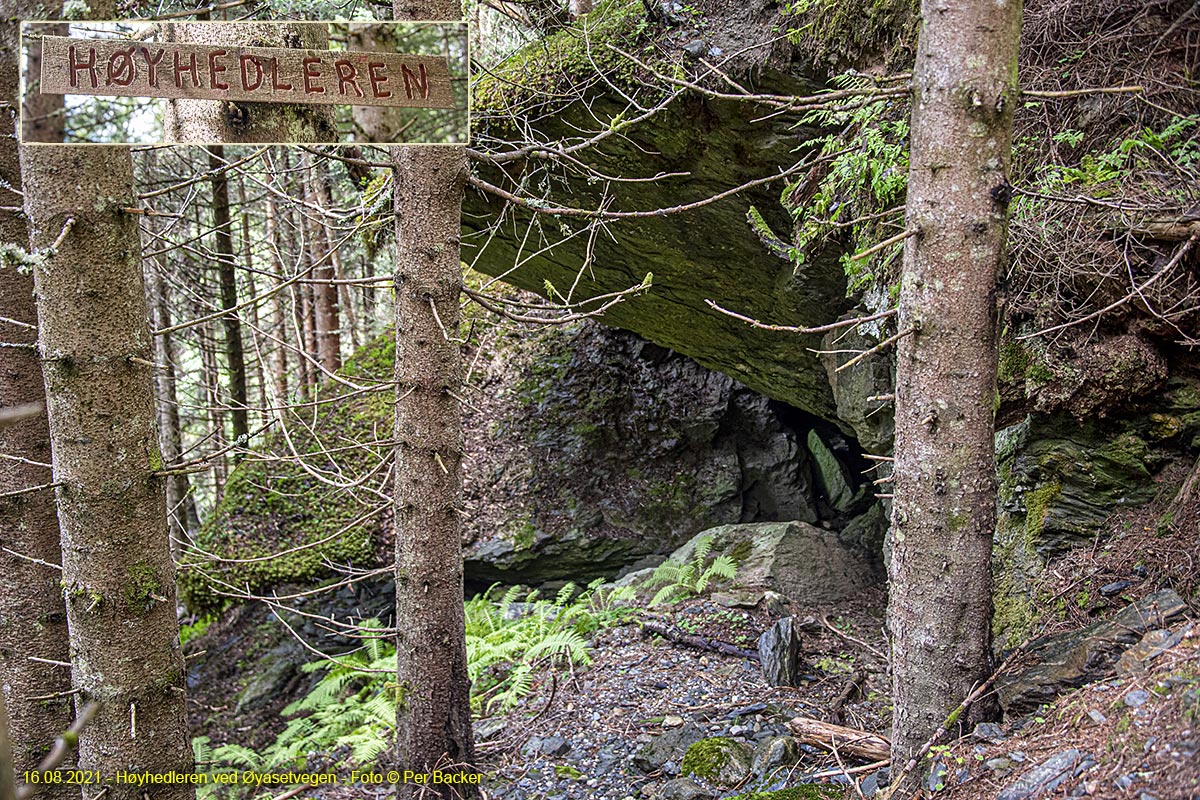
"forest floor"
187,475,1200,800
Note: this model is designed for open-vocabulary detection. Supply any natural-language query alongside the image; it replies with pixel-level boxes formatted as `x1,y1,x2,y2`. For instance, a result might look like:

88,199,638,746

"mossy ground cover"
178,336,397,612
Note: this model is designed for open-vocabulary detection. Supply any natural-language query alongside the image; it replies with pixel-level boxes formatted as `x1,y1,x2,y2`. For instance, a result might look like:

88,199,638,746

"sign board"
39,35,456,109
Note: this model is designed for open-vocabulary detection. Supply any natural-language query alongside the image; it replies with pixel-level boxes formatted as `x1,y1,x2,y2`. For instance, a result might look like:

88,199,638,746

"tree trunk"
145,262,198,557
888,0,1022,782
348,24,410,143
394,0,462,20
164,23,337,143
0,691,15,800
264,184,290,402
301,283,319,389
392,144,476,797
199,323,227,500
238,176,268,426
20,23,66,143
304,157,342,373
0,18,73,789
208,146,250,448
22,145,194,800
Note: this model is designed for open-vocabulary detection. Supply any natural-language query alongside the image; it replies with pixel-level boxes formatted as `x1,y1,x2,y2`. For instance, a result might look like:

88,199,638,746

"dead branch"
0,402,43,429
1018,234,1197,340
705,301,897,335
639,618,759,661
785,717,891,762
16,702,101,800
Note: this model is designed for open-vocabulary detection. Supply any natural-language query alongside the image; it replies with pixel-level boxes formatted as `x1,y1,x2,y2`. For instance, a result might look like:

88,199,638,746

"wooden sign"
39,35,456,109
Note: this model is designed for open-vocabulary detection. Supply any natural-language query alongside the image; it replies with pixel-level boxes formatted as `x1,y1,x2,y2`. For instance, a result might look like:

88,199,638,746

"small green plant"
646,536,737,607
466,580,635,713
179,614,216,647
783,76,910,297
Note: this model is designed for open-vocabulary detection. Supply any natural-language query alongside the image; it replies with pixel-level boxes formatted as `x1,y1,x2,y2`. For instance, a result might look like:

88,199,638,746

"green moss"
178,336,392,612
513,519,537,551
727,539,753,565
148,445,164,473
554,765,583,779
125,561,161,612
680,737,744,783
472,0,654,120
1023,480,1062,546
998,340,1031,386
782,0,919,69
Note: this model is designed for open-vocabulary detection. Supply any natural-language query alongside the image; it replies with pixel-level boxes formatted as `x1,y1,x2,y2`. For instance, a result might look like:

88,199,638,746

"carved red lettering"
208,49,228,90
239,54,264,91
400,63,429,100
174,51,199,88
68,44,98,89
334,60,363,97
139,47,164,88
302,57,324,94
269,56,291,90
106,47,136,86
367,62,390,99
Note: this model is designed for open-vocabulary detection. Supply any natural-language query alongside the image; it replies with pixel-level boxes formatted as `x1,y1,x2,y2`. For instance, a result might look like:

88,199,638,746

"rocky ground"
185,498,1200,800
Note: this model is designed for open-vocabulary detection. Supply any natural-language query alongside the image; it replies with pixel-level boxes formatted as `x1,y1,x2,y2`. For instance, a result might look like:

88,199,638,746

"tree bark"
198,322,228,499
348,24,410,143
20,23,66,144
164,23,337,143
888,0,1022,782
0,691,15,800
394,0,463,20
304,156,342,373
784,717,891,763
392,144,476,797
0,17,73,790
145,261,198,557
208,146,250,448
264,182,290,402
22,145,194,799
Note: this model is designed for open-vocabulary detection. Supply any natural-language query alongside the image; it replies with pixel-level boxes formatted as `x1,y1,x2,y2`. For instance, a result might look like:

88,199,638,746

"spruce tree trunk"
392,144,476,797
21,145,194,800
392,2,473,790
164,23,337,143
208,146,250,447
198,323,228,499
20,23,66,143
146,262,196,557
394,0,462,20
888,0,1022,782
238,177,269,423
264,184,290,402
348,24,409,143
303,158,342,373
0,18,73,788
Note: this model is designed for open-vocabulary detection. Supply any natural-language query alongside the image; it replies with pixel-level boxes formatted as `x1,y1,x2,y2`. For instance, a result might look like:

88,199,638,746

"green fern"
253,581,638,773
646,536,739,607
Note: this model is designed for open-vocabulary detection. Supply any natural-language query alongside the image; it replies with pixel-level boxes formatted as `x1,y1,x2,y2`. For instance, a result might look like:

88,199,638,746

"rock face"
996,589,1188,714
995,749,1095,800
467,0,848,421
461,322,832,585
183,321,862,607
992,415,1166,645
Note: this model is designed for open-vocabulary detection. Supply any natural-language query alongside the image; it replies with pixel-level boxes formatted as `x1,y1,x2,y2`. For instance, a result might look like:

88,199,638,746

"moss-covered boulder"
180,320,833,609
467,0,851,423
680,737,753,787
